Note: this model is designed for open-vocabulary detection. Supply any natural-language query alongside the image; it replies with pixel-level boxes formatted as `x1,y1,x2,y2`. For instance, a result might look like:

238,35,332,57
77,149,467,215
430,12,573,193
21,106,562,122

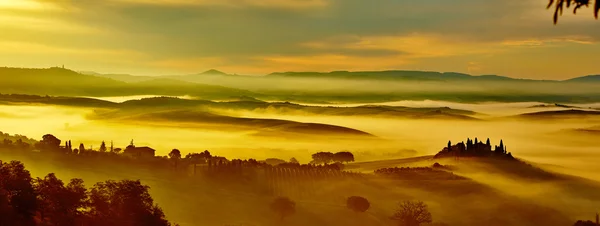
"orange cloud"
0,0,58,10
0,41,146,60
151,57,227,72
502,36,595,46
302,34,506,59
109,0,328,9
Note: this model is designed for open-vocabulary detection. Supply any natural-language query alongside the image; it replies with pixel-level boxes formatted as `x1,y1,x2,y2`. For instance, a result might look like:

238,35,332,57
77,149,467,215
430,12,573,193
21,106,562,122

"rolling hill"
1,67,256,100
0,95,480,120
80,71,155,83
268,70,523,82
515,109,600,119
93,109,375,138
118,97,480,120
565,75,600,83
0,67,128,96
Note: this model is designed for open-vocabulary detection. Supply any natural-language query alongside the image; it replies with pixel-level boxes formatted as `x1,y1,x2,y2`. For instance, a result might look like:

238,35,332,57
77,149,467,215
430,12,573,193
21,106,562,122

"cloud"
0,0,59,10
112,0,329,9
0,40,146,59
151,57,227,71
0,14,100,34
502,36,596,46
0,0,599,79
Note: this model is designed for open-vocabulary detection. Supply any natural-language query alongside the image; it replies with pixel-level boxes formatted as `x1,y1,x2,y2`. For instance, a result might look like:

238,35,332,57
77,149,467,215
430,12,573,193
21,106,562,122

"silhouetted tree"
447,141,451,151
547,0,599,24
333,151,355,164
289,157,299,164
311,152,334,165
270,196,295,221
99,141,107,152
346,196,370,213
169,149,182,169
78,143,85,154
169,149,182,160
185,151,212,164
486,138,491,147
37,134,62,153
573,220,597,226
88,180,172,226
1,160,178,226
0,188,15,225
33,173,87,226
0,161,37,225
391,200,433,226
265,158,286,166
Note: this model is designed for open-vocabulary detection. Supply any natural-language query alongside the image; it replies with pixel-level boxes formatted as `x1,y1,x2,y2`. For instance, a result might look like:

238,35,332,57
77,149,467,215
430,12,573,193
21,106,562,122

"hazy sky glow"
1,0,599,79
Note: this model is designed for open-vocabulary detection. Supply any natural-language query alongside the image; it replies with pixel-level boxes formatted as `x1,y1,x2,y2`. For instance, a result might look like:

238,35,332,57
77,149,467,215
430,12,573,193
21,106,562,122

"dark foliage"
333,151,355,164
346,196,370,213
0,161,37,226
434,138,514,160
270,196,296,221
391,201,433,226
311,151,355,165
548,0,599,24
311,152,334,165
573,220,597,226
0,160,176,226
375,167,465,181
168,149,181,160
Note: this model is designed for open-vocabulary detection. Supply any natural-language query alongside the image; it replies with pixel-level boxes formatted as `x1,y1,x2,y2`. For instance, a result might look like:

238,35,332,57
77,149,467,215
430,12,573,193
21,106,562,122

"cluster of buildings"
434,138,513,159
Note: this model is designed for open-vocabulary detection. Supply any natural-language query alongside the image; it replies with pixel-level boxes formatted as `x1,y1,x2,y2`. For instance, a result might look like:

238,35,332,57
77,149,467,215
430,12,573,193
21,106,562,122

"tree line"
0,160,176,226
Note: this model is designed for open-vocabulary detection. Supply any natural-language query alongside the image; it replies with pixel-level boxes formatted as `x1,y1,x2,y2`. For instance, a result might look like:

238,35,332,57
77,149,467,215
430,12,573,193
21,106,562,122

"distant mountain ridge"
84,68,598,83
6,67,600,104
1,67,253,99
565,75,600,83
268,71,522,82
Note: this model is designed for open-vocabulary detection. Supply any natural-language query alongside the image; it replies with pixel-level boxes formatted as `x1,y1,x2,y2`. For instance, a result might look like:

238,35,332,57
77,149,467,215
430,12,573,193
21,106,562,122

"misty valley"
1,67,600,226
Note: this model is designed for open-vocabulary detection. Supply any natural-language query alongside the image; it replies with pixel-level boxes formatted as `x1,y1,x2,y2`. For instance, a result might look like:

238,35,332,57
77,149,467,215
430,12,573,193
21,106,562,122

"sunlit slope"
515,109,600,119
119,97,480,120
81,71,155,83
0,94,119,108
0,95,481,120
92,108,375,138
0,67,126,95
0,67,254,99
0,151,580,226
350,156,600,222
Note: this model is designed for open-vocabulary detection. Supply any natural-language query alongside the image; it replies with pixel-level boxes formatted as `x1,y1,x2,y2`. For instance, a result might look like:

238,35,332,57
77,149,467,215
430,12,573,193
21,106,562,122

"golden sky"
0,0,599,79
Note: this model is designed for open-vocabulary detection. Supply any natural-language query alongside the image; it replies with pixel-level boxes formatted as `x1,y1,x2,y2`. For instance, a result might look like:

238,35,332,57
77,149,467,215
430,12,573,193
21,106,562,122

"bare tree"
548,0,599,24
391,200,433,226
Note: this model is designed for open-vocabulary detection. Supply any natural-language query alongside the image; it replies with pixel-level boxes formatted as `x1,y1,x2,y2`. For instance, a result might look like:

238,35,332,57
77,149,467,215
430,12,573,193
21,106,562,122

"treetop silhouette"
548,0,600,24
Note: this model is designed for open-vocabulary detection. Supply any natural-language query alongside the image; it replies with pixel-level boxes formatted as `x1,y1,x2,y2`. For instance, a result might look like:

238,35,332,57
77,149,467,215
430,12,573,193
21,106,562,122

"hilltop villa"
434,138,513,159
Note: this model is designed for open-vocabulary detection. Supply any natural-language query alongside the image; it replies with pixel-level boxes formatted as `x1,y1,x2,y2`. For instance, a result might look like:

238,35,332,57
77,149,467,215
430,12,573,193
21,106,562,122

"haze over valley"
2,0,600,225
